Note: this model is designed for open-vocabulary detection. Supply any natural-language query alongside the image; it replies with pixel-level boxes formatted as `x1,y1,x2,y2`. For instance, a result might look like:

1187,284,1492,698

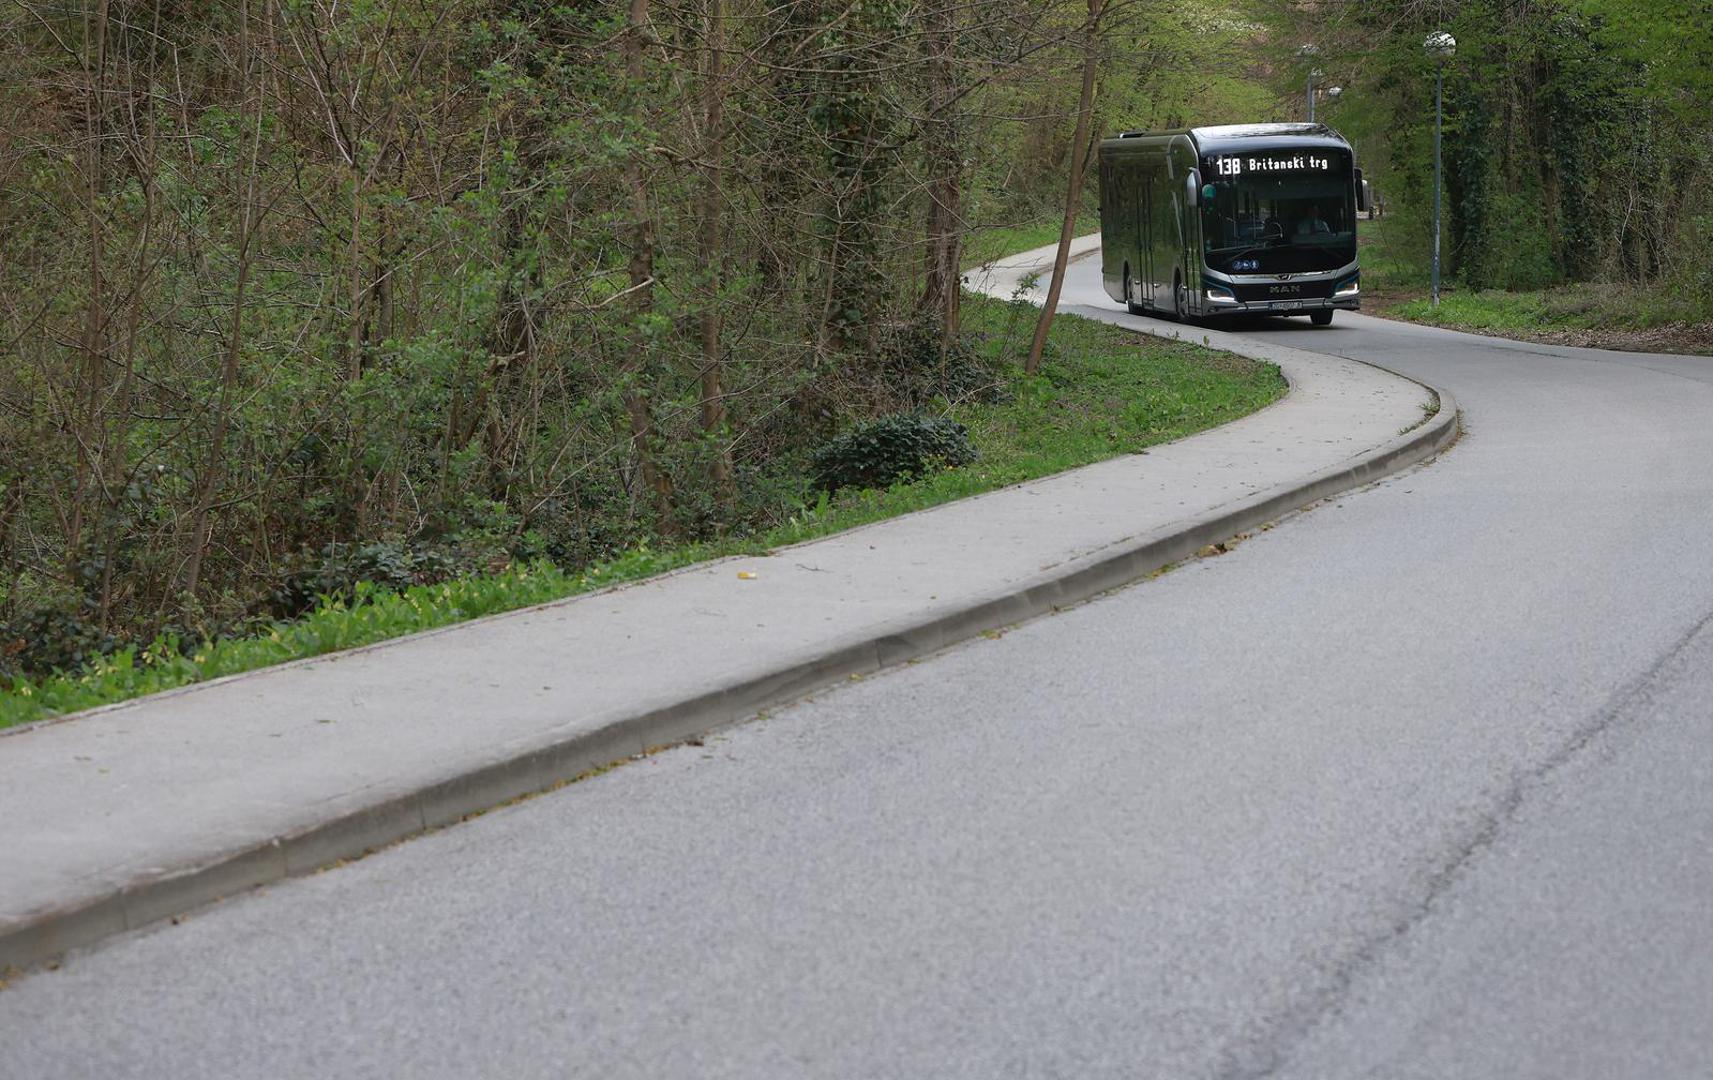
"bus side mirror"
1355,169,1370,212
1186,170,1201,207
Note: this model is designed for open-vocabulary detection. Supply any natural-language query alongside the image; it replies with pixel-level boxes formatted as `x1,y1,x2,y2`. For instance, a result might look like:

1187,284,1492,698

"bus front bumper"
1200,296,1361,317
1201,273,1361,316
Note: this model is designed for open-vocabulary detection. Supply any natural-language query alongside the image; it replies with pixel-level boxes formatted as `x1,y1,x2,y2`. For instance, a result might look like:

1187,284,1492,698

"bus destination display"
1209,153,1338,177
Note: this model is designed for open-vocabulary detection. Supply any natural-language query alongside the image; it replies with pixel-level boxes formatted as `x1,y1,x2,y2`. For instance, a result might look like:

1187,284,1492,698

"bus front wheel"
1310,309,1334,326
1173,274,1192,324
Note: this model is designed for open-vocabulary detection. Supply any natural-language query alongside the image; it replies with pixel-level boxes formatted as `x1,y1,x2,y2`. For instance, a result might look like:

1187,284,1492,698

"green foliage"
1099,0,1277,130
0,294,1285,729
1355,216,1429,292
0,601,118,683
0,0,1312,661
1569,0,1713,113
1459,188,1560,292
1305,0,1710,299
263,541,460,619
967,0,1276,232
874,318,1006,407
1393,282,1713,334
961,212,1099,269
957,295,1286,469
811,414,979,494
0,566,579,728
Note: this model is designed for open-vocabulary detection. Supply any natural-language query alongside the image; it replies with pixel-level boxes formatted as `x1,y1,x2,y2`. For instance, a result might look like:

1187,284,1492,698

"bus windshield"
1200,174,1355,275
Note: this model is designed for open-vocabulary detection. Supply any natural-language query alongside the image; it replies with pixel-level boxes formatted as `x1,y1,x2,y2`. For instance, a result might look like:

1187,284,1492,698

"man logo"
1269,285,1302,294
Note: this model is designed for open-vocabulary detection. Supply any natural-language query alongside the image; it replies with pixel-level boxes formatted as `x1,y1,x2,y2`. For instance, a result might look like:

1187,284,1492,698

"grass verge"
1391,284,1713,333
0,292,1284,730
1359,216,1713,354
962,211,1098,268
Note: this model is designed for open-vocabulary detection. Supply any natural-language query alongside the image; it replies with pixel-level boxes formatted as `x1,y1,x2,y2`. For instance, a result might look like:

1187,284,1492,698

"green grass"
0,293,1283,730
1361,214,1710,333
962,211,1098,268
1392,283,1709,333
1355,214,1429,293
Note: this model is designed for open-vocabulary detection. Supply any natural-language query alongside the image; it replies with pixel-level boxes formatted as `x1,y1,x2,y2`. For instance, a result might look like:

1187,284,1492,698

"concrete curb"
0,321,1460,979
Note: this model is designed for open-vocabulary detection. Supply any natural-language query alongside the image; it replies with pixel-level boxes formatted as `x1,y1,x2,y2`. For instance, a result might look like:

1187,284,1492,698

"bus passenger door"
1136,179,1154,307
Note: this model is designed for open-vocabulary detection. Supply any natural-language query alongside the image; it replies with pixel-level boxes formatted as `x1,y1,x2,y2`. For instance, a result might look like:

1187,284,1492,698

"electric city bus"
1097,123,1367,325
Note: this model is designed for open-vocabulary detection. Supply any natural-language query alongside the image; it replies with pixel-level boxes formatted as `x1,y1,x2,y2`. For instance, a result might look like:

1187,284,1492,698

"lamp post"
1298,44,1321,121
1425,30,1456,308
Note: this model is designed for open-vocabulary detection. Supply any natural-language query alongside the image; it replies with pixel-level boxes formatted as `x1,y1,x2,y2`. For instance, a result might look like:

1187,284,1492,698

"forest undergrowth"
0,293,1283,728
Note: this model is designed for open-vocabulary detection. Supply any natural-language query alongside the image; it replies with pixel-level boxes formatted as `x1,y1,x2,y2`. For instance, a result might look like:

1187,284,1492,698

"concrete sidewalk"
0,241,1456,973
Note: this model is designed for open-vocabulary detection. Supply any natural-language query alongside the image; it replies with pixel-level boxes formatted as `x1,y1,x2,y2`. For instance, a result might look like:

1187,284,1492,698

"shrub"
875,318,1005,406
263,541,459,619
0,601,118,683
811,413,978,494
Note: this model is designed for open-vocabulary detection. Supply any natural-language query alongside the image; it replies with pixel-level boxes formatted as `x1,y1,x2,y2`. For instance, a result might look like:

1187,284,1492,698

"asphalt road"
6,261,1713,1079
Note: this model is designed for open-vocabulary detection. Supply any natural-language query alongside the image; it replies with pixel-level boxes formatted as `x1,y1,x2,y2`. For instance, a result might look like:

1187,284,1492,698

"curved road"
5,258,1713,1078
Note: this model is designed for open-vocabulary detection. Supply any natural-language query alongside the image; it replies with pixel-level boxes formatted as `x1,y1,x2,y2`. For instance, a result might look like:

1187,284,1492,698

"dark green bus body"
1097,123,1364,324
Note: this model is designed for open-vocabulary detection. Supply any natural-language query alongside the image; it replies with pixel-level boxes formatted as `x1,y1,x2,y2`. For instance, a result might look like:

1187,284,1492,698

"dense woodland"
1311,0,1713,295
1,0,1708,679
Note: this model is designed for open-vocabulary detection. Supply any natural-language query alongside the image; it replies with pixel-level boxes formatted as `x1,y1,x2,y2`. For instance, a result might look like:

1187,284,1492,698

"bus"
1096,123,1367,326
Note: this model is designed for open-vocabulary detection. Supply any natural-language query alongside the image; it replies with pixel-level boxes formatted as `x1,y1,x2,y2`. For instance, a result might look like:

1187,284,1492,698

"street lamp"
1425,30,1456,308
1298,44,1321,122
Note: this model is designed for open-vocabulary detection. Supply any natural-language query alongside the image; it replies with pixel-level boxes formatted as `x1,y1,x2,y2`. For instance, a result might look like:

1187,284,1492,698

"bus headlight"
1334,274,1361,297
1204,284,1237,303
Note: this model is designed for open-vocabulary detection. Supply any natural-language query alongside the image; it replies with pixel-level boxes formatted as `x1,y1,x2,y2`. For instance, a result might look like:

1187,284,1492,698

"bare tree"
622,0,676,531
918,0,965,348
696,0,736,498
1026,0,1103,377
182,0,270,595
65,0,112,570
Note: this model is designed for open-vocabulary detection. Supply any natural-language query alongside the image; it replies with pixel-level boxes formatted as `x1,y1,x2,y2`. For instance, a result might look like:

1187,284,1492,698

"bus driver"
1297,205,1332,235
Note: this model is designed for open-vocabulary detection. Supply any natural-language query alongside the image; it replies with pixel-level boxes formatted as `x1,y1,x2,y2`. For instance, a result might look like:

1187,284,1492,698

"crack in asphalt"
1215,602,1713,1080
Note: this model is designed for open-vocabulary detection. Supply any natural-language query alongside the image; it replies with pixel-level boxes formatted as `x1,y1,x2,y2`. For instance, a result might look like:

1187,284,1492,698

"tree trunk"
1025,0,1103,377
346,166,366,381
67,0,112,572
919,0,964,349
182,0,264,596
622,0,675,532
100,0,165,619
697,0,735,499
